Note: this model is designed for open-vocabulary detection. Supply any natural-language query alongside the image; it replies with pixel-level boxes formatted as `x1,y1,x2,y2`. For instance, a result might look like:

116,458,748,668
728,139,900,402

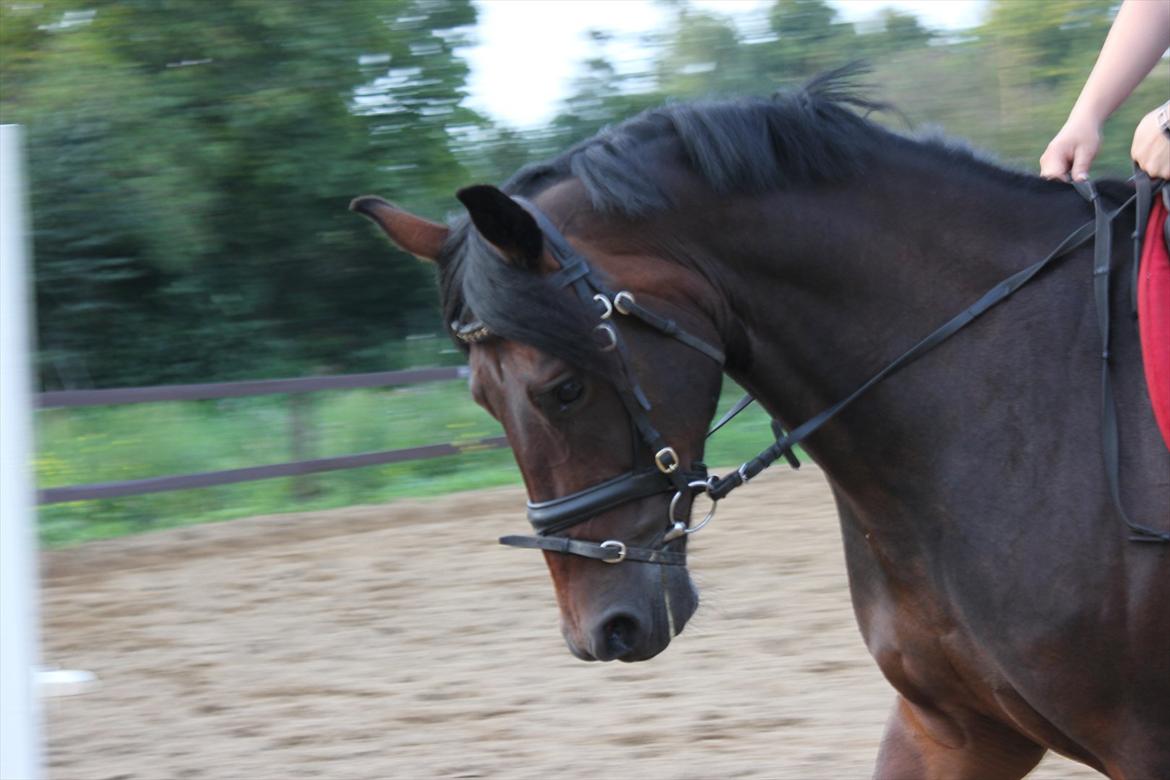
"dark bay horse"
352,72,1169,778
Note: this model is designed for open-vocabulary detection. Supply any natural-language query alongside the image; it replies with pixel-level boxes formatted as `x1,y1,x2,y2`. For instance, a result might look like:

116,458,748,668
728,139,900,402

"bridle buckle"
654,446,679,474
600,539,627,563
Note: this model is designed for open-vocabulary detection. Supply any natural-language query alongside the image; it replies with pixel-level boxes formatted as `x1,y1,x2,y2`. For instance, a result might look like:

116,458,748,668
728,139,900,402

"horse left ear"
456,185,543,271
350,196,448,263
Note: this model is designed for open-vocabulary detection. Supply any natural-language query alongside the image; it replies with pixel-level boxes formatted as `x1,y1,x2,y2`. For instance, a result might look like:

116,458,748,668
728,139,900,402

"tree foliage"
2,0,1165,389
3,0,476,387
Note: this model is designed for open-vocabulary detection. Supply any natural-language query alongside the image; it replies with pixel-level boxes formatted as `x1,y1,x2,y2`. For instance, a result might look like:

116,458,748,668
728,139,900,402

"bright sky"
463,0,988,128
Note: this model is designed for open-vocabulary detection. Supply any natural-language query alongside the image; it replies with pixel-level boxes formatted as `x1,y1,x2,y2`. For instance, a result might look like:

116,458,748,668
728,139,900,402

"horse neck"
690,152,1096,497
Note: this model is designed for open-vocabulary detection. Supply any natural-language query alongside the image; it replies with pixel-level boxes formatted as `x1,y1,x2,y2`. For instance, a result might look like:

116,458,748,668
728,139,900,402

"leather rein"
468,176,1169,566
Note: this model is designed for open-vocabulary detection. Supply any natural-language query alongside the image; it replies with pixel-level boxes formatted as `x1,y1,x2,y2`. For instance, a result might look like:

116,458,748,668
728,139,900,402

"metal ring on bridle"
667,480,718,538
614,291,636,315
593,323,618,352
593,294,613,319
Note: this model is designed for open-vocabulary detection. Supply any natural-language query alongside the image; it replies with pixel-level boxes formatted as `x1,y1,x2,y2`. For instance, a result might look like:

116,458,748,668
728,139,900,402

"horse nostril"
601,614,639,660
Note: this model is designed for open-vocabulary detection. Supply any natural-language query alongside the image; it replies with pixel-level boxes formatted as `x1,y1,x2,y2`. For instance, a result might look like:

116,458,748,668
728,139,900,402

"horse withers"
353,72,1170,779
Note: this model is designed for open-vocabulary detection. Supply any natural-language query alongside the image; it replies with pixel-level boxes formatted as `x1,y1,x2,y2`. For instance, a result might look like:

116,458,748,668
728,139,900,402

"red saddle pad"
1138,196,1170,450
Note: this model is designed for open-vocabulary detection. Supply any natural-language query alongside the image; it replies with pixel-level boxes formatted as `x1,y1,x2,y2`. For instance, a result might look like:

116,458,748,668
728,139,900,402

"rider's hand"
1131,104,1170,180
1040,115,1102,181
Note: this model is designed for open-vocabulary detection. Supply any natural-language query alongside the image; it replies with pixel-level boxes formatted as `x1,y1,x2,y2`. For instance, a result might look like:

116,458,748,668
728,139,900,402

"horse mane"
437,65,1085,369
503,64,890,216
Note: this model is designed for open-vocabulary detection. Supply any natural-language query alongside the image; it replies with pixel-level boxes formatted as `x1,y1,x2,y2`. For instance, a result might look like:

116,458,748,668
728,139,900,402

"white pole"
1,124,44,780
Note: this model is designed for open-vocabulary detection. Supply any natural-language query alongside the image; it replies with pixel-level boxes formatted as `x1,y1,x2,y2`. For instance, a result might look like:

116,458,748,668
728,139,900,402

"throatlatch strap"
617,297,726,364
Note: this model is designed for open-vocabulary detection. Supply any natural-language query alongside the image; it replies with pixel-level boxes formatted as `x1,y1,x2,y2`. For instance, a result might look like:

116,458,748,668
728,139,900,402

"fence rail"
37,366,469,408
35,366,510,505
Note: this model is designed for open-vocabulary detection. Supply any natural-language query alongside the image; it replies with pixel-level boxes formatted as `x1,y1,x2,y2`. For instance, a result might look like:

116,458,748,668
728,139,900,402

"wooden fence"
36,367,509,505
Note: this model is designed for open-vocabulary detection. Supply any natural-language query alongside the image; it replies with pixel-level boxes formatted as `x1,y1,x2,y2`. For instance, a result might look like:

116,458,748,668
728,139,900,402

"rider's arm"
1039,0,1170,180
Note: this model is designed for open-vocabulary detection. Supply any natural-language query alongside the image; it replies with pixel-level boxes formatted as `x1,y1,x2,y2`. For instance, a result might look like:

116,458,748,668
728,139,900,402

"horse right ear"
350,196,448,263
456,184,543,271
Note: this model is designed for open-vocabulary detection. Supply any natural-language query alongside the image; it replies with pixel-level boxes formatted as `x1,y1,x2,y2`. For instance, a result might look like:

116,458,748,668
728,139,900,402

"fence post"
1,124,44,780
289,393,317,499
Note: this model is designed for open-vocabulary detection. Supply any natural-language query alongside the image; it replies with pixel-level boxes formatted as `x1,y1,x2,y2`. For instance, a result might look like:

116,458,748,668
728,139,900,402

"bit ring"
667,480,718,539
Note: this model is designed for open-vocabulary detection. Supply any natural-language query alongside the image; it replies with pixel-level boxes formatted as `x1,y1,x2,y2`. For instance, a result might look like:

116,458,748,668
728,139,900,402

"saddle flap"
1138,196,1170,451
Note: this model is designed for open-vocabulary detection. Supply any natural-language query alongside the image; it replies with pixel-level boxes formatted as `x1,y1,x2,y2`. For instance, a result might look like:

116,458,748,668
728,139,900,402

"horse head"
352,185,727,661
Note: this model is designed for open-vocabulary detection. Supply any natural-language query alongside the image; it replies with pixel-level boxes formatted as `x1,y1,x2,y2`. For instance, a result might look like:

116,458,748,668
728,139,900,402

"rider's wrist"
1068,97,1106,124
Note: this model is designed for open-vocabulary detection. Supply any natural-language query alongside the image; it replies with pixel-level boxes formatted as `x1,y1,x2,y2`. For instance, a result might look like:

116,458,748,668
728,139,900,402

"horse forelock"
437,219,620,377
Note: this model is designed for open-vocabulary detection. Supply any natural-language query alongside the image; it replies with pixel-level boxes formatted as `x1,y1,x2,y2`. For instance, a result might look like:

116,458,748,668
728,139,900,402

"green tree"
764,0,858,80
863,9,933,55
2,0,478,387
655,11,753,97
973,0,1165,171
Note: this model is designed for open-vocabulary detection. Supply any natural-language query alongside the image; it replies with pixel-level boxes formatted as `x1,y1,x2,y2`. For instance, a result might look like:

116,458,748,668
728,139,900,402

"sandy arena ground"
40,465,1100,779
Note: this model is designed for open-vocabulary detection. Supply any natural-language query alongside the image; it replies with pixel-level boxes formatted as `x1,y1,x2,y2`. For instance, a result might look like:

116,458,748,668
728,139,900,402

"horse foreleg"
873,695,1046,780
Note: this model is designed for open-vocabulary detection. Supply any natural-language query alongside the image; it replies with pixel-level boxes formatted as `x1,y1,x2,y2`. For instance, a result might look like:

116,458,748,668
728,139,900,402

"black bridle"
469,175,1169,565
493,197,729,566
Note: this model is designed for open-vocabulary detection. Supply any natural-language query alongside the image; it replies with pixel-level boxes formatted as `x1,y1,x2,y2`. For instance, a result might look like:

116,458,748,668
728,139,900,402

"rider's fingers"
1070,145,1093,181
1039,147,1072,181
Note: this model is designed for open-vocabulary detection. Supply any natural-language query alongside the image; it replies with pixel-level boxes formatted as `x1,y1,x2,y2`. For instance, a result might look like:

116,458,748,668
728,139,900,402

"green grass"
36,378,787,547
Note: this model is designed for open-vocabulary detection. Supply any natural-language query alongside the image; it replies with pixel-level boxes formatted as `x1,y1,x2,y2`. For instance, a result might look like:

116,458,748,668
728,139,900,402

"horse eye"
554,379,584,406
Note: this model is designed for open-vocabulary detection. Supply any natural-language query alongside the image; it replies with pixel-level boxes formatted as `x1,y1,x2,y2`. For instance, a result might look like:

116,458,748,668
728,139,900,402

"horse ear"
456,185,543,270
350,196,448,263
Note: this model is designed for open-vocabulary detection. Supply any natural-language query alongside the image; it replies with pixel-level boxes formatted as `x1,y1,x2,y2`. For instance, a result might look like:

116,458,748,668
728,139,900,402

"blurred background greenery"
3,0,1165,544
